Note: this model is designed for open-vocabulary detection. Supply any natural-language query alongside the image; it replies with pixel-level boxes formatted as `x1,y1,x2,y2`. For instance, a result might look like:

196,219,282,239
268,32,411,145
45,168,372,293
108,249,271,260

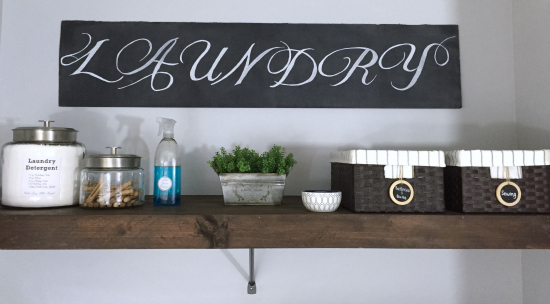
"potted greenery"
208,145,297,205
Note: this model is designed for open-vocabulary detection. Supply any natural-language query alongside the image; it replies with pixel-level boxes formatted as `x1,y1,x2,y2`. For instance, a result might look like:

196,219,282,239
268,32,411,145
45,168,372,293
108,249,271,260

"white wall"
0,0,2,46
512,0,550,303
0,249,524,304
521,251,550,304
513,0,550,150
0,0,528,303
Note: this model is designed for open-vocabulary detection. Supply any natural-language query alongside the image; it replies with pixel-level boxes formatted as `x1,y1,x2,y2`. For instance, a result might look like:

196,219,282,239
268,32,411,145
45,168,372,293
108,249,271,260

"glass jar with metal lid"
79,147,144,208
1,120,85,208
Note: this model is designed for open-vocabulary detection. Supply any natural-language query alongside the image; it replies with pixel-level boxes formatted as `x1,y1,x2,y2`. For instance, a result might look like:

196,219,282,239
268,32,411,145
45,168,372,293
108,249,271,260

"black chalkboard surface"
392,183,413,202
59,21,461,108
499,184,520,204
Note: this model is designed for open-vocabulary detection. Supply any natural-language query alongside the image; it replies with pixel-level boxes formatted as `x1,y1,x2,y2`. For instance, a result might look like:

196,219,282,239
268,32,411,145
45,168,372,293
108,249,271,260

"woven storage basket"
445,150,550,213
331,150,445,213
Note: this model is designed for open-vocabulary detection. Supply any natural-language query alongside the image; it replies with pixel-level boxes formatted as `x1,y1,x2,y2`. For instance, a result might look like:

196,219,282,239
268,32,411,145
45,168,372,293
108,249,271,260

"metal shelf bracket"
247,248,256,294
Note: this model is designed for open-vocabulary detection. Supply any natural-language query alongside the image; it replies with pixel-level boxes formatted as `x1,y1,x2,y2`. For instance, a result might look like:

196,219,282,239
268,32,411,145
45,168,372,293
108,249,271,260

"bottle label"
157,176,173,191
21,156,61,197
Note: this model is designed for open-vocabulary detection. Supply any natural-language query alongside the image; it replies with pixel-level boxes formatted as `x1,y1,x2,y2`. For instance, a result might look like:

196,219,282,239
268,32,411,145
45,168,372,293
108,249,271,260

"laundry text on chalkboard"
61,33,454,92
59,22,461,108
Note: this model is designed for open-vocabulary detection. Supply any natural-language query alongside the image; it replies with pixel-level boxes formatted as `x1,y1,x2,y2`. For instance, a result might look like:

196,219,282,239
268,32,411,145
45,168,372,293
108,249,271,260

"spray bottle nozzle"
157,117,176,139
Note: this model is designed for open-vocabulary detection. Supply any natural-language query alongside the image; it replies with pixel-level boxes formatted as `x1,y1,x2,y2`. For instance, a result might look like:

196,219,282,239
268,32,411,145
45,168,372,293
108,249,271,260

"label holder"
496,167,521,207
389,165,414,205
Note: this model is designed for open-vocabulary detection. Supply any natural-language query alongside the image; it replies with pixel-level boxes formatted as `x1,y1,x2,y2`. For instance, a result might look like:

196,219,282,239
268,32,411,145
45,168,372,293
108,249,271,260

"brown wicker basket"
331,163,445,213
444,166,550,213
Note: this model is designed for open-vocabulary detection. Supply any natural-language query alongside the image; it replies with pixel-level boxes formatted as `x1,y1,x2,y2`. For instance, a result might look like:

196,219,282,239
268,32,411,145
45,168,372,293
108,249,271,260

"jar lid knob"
107,147,122,155
38,120,55,127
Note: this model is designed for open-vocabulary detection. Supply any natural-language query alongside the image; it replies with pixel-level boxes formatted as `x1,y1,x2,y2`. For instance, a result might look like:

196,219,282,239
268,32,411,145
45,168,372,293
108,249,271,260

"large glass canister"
80,147,144,208
1,120,85,208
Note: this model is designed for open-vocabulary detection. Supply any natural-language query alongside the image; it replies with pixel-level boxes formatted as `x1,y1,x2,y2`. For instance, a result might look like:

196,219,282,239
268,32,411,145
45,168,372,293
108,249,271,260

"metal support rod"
247,248,256,294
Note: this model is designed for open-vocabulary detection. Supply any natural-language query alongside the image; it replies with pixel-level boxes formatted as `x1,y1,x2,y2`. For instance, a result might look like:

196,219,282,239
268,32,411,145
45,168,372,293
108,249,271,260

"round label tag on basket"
389,180,414,205
496,181,521,207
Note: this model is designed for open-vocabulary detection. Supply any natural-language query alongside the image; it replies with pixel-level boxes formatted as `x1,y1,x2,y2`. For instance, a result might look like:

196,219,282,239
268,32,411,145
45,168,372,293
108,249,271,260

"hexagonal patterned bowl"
301,190,342,212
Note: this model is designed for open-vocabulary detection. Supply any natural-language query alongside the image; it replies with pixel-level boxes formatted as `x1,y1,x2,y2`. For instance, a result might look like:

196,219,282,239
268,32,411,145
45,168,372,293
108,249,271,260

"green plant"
208,145,297,175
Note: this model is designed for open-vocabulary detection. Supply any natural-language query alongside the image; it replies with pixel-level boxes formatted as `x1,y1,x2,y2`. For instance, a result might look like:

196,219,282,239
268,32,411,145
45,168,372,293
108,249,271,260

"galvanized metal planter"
219,173,286,205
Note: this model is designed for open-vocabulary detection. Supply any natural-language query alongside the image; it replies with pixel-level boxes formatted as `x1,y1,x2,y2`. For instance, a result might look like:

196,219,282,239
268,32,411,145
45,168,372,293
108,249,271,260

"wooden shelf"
1,195,549,250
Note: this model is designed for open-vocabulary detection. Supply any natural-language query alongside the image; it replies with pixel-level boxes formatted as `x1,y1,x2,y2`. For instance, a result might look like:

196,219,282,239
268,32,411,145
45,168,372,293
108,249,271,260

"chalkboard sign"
389,180,414,205
496,182,521,207
59,21,462,108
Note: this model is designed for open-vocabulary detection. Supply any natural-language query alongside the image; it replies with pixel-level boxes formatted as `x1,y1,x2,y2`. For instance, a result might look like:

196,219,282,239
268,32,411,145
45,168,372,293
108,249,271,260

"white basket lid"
445,150,550,167
330,150,446,167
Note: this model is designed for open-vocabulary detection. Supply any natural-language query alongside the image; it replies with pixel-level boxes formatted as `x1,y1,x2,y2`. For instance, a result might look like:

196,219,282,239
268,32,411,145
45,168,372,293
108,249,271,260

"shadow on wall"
180,144,222,195
180,143,336,196
48,111,160,194
455,250,523,304
516,124,550,149
282,144,332,194
182,120,522,196
442,0,523,287
220,249,248,282
453,0,519,151
116,115,150,192
1,110,157,194
450,123,519,150
521,250,550,304
0,117,17,195
179,143,339,196
49,108,116,155
0,117,16,143
367,123,519,151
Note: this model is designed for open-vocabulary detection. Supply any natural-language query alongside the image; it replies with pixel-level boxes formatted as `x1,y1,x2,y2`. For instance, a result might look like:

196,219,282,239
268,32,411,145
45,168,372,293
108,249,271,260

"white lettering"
501,190,517,200
180,40,225,82
212,43,282,85
379,36,454,91
319,47,378,86
395,186,411,193
61,34,456,92
269,44,317,87
60,33,123,83
117,38,179,91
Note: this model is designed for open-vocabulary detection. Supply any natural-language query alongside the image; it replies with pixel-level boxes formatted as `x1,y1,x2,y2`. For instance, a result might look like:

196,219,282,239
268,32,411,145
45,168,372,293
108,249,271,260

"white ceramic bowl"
301,190,342,212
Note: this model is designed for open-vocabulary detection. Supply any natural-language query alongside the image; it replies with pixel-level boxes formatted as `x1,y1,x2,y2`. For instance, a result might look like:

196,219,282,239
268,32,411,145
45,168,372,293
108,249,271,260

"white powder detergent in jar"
1,120,85,207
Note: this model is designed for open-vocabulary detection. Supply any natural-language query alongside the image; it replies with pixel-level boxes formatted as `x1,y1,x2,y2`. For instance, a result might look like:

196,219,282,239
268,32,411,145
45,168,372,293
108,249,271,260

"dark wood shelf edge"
1,195,549,250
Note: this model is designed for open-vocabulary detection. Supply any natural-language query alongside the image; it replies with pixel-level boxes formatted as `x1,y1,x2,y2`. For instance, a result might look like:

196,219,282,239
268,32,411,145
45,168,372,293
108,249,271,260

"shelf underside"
1,196,549,249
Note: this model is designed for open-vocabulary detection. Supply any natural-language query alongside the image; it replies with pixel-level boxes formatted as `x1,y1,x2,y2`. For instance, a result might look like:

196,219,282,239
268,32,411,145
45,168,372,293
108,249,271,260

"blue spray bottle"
154,117,181,206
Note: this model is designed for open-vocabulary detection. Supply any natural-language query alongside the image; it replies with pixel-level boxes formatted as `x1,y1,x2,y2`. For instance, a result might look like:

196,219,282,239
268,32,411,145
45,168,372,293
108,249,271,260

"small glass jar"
1,120,85,208
79,147,144,208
